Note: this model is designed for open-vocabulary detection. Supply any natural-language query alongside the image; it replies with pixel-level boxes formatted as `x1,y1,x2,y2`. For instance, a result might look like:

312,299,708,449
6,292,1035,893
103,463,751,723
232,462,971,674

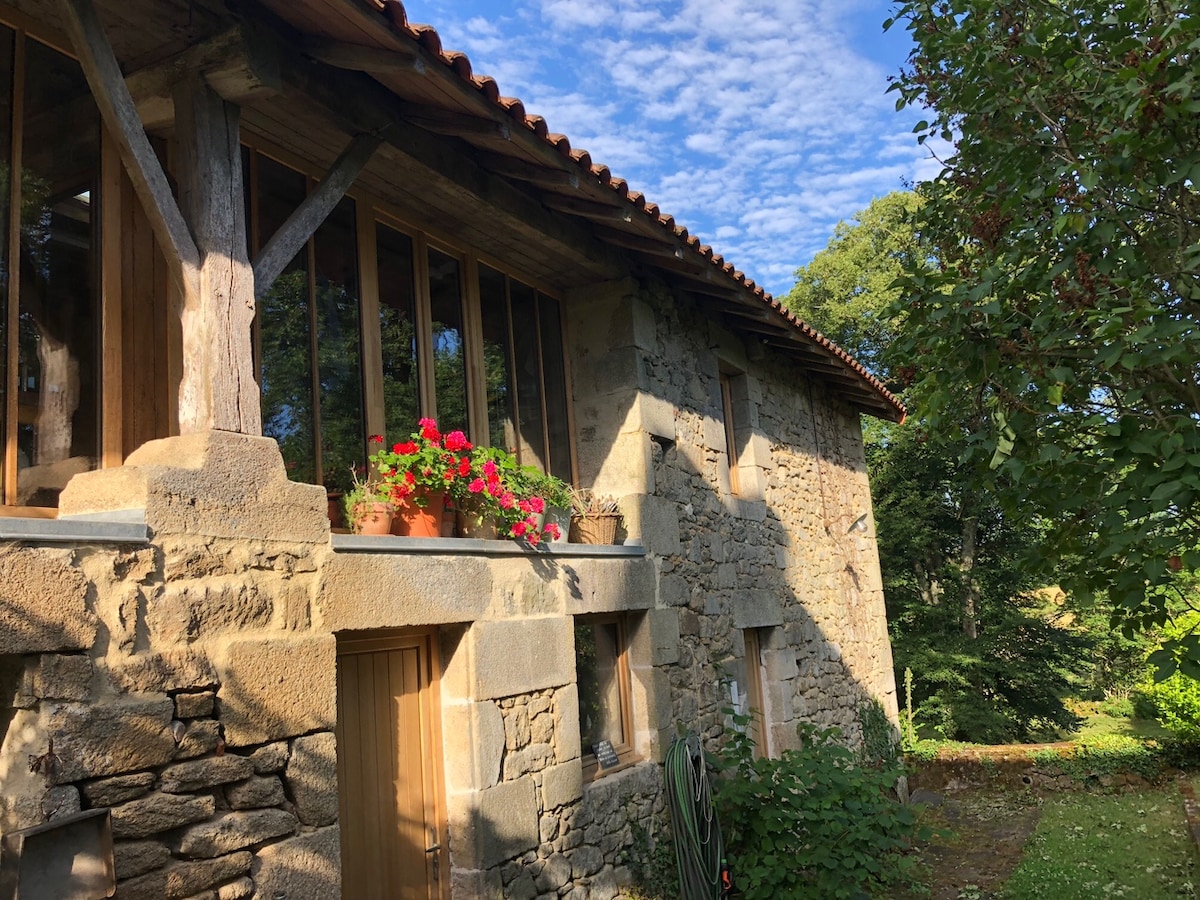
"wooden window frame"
0,16,114,517
742,628,770,759
576,613,638,781
720,370,740,495
241,134,578,488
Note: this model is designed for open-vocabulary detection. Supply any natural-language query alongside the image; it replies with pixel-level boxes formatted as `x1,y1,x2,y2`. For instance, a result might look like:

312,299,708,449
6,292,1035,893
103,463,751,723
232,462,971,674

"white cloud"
400,0,931,296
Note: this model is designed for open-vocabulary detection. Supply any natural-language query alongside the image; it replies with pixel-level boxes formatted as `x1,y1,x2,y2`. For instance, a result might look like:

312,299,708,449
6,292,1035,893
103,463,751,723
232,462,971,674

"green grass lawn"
1067,710,1172,743
1001,784,1199,899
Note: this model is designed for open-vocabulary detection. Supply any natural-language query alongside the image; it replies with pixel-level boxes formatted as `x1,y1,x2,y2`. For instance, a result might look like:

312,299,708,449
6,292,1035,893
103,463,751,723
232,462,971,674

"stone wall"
0,275,897,900
568,276,898,760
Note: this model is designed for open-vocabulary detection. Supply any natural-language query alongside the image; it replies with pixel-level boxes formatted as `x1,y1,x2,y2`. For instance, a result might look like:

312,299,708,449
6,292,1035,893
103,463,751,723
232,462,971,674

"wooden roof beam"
477,152,581,189
126,25,281,131
299,35,421,75
260,24,623,280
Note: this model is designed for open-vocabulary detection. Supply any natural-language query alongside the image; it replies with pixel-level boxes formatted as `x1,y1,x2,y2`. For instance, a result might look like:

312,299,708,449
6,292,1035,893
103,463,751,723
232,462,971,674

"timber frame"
41,0,898,447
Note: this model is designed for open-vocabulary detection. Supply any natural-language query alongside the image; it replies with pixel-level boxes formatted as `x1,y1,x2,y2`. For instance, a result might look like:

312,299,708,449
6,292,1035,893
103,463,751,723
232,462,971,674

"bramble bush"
713,715,924,899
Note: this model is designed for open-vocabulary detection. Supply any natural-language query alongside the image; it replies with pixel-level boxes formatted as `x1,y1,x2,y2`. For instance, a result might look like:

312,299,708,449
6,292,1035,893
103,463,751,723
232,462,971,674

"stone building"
0,1,904,898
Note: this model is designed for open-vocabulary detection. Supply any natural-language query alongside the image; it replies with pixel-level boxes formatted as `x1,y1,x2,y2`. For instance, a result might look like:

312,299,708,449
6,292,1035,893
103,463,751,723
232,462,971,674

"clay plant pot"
538,506,572,543
352,501,394,536
455,496,498,539
392,489,446,537
568,512,621,545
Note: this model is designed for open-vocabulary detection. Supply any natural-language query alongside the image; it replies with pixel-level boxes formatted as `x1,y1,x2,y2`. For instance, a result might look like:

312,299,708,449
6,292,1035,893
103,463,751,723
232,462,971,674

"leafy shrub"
1138,673,1200,739
713,717,923,899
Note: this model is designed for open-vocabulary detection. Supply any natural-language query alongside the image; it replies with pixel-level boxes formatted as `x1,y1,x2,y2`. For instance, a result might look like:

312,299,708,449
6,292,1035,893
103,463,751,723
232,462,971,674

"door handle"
425,843,441,853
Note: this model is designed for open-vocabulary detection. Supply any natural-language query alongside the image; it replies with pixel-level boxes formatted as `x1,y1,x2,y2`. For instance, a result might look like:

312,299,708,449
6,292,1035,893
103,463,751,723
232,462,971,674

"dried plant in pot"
568,488,623,544
342,469,394,536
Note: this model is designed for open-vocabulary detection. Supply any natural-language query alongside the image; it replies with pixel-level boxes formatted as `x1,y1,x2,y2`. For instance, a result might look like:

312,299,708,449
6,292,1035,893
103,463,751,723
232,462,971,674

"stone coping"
331,534,646,557
0,511,149,544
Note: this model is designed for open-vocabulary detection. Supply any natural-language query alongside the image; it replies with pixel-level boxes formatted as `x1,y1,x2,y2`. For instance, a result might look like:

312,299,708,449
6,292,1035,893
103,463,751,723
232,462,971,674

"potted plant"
369,419,472,537
517,466,573,543
452,445,561,544
568,489,623,544
342,469,394,535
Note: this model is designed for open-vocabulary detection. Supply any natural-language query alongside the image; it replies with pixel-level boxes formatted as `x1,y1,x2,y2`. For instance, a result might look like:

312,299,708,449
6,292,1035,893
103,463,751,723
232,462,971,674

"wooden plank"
100,128,123,467
172,74,260,434
357,203,385,443
59,0,200,297
252,131,381,299
3,30,21,506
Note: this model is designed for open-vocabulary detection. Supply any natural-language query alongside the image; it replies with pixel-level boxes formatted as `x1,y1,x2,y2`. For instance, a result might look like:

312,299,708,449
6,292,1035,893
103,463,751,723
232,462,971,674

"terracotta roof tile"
379,1,903,420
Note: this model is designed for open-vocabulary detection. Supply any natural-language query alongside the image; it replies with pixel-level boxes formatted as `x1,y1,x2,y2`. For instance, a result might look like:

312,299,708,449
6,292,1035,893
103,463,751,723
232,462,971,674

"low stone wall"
906,744,1162,795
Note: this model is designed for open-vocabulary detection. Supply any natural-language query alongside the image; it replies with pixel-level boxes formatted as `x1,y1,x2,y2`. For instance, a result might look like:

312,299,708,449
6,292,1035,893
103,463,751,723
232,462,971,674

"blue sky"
400,0,946,298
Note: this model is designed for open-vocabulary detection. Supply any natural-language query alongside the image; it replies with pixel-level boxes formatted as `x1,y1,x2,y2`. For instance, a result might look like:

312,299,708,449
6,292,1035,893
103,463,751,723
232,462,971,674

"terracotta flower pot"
353,501,394,536
455,495,498,539
392,489,446,537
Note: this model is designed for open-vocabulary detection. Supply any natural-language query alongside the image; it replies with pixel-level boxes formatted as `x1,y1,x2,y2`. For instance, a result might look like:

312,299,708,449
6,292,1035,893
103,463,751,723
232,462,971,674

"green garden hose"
665,734,729,899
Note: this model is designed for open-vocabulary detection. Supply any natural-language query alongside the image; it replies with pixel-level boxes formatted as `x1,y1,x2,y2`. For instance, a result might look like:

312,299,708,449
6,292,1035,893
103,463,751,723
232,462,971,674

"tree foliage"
787,191,1090,742
784,192,925,378
888,0,1200,674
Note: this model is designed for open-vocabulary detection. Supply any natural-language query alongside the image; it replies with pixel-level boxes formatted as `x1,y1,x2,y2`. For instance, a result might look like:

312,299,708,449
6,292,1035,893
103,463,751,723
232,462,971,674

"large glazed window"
1,29,101,509
252,150,364,492
245,150,576,493
478,263,572,479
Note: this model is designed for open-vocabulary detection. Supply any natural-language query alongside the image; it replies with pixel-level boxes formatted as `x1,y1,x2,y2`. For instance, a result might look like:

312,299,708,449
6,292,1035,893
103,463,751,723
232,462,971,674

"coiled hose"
665,734,728,899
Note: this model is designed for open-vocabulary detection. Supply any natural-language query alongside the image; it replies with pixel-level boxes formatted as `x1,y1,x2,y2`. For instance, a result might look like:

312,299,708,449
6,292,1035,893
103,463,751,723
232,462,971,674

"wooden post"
173,74,261,435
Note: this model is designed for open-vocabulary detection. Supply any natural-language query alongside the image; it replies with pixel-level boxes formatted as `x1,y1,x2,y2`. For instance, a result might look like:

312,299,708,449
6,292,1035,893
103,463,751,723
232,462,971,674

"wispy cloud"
403,0,929,297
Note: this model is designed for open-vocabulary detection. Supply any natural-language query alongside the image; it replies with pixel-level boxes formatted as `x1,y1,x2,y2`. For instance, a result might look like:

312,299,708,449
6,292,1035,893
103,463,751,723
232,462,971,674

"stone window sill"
0,510,149,544
331,534,646,557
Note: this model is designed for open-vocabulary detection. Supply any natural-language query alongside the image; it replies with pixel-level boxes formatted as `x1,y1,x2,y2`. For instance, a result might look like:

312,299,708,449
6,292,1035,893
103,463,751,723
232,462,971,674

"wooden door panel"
337,636,445,900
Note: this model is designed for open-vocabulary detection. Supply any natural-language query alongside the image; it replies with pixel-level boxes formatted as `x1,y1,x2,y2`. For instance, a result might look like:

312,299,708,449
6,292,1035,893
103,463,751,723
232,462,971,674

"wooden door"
336,631,448,900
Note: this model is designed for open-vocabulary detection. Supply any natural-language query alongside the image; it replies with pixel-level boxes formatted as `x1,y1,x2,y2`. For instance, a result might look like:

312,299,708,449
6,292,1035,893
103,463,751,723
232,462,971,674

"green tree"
787,191,1089,741
889,0,1200,675
785,192,924,377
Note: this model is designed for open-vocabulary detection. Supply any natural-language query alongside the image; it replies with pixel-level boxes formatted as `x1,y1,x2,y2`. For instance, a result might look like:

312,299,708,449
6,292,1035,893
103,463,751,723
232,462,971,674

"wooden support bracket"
59,0,200,297
252,132,383,299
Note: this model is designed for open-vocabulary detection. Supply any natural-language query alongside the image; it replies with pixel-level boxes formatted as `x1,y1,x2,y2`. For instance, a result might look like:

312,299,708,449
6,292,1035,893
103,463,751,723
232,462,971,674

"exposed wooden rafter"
477,152,580,189
299,34,421,74
541,195,635,221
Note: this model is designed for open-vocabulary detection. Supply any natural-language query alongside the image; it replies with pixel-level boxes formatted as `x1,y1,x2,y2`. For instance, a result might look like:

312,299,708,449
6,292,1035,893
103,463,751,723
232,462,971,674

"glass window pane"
427,247,468,436
509,280,545,468
256,156,315,484
538,294,572,482
16,37,100,508
575,620,626,752
478,263,514,450
313,196,362,492
0,26,12,503
377,222,419,439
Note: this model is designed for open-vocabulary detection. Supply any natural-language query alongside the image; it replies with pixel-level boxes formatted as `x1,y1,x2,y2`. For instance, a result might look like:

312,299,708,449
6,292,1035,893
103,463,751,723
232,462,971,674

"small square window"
575,615,636,778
